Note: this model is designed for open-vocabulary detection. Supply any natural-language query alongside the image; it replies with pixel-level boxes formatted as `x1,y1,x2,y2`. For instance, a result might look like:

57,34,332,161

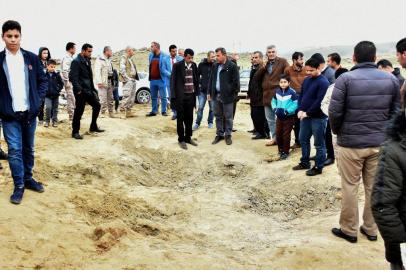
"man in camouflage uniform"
119,46,139,118
61,42,76,120
94,46,115,117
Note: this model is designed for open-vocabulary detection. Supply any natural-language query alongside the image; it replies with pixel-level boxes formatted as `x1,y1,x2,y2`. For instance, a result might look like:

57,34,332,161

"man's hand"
207,95,211,101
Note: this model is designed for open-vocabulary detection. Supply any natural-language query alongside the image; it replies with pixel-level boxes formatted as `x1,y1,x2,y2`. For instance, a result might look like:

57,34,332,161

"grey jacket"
329,62,400,148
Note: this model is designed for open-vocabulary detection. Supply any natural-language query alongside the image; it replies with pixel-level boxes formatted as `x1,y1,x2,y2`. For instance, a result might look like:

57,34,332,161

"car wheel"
136,88,151,104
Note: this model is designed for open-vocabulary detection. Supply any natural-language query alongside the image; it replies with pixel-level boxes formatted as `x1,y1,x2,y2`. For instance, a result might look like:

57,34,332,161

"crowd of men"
1,19,406,269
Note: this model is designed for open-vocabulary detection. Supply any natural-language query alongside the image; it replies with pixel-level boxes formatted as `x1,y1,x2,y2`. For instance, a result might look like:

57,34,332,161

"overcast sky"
0,0,404,59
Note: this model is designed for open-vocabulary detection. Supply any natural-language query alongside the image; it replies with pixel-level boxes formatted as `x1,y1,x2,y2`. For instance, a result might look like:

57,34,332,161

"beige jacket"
94,54,113,88
119,55,138,83
61,52,74,81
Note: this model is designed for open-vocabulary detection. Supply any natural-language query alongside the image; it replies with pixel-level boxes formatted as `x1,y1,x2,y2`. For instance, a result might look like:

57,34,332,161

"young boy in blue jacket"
271,75,298,159
44,59,64,127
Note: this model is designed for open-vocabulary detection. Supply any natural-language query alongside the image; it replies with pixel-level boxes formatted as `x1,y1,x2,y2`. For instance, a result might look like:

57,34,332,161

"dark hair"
215,47,227,55
292,51,304,61
396,38,406,54
38,47,51,61
377,59,393,68
103,46,111,53
2,20,21,35
184,48,194,57
82,43,93,51
311,53,325,64
253,51,263,58
47,59,57,66
207,50,215,57
280,74,291,82
354,41,376,63
328,52,341,65
334,68,348,79
66,42,75,51
169,44,177,52
305,58,320,68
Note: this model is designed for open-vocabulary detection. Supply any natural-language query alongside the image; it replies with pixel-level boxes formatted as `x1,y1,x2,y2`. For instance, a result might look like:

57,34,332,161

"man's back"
329,62,400,148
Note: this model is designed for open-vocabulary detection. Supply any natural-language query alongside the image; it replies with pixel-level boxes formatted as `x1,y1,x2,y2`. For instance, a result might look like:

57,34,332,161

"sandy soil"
0,101,388,269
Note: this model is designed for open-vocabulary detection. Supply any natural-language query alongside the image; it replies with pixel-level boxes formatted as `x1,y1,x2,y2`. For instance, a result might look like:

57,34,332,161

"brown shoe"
109,112,116,118
125,110,136,118
265,139,277,146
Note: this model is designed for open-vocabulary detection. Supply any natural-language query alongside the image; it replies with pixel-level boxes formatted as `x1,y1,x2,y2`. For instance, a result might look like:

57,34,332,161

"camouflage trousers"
121,80,137,110
98,85,114,114
64,81,75,119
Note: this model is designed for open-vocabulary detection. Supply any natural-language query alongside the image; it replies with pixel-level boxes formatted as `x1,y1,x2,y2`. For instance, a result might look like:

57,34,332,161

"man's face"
41,50,49,61
397,51,406,69
216,52,226,64
151,43,158,54
2,29,21,51
178,49,184,57
252,53,262,65
83,48,92,58
305,65,320,77
327,57,337,69
185,54,193,64
170,48,177,58
208,52,215,63
127,48,134,57
70,46,76,55
47,64,56,73
294,56,304,67
279,78,289,89
378,65,394,73
266,48,277,60
105,48,113,58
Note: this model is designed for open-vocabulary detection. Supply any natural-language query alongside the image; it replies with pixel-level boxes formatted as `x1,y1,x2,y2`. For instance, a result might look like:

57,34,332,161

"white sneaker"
192,124,199,131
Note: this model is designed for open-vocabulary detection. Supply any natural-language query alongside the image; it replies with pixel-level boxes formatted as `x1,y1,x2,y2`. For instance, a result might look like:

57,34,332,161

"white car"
118,72,151,104
239,69,250,97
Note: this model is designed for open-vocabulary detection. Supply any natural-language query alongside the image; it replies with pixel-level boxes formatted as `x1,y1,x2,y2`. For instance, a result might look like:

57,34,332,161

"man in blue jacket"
0,20,47,204
146,42,171,117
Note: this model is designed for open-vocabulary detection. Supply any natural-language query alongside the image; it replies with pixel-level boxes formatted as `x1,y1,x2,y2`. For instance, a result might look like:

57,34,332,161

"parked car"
118,72,151,104
238,69,250,98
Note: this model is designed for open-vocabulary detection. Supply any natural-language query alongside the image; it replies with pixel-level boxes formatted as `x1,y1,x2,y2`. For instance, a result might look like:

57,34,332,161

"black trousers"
72,92,101,135
293,115,300,144
177,94,195,142
38,100,45,121
251,106,268,136
326,120,335,159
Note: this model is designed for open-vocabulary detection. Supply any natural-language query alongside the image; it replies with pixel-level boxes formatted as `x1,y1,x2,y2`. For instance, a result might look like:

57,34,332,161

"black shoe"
248,129,256,133
0,163,3,170
324,158,335,166
89,127,105,133
252,134,267,140
280,153,289,160
171,115,177,120
331,228,357,243
225,135,232,145
309,155,316,161
0,149,8,160
292,163,311,170
10,187,24,205
162,112,168,116
212,136,224,145
306,166,323,176
232,129,237,132
360,227,377,241
186,139,198,146
146,112,157,117
178,142,187,150
72,133,83,140
25,179,45,193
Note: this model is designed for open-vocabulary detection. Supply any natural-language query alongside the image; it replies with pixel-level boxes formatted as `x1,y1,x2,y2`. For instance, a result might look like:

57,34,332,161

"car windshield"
240,70,250,78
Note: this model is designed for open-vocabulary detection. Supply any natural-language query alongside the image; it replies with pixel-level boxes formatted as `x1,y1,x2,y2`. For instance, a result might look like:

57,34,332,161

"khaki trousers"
64,81,75,118
338,146,379,237
98,85,114,113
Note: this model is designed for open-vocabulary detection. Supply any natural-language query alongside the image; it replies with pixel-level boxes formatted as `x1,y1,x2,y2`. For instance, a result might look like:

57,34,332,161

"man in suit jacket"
170,49,199,150
0,20,47,204
69,43,104,139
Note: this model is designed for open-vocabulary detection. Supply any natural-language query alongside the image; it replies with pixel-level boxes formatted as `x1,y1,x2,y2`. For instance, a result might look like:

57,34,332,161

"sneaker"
212,136,224,145
178,142,187,150
360,226,377,241
146,112,157,117
192,124,200,131
280,153,289,160
292,163,311,170
225,135,232,145
331,228,357,243
208,123,214,129
306,166,323,176
44,122,49,128
186,139,198,146
0,149,8,160
10,187,25,204
72,133,84,140
25,179,44,193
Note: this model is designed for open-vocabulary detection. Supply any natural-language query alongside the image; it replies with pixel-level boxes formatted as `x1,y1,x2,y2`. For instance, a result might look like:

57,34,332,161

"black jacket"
197,58,213,94
247,64,265,107
170,60,199,108
393,67,405,89
372,112,406,265
208,60,240,104
45,72,64,98
69,54,97,97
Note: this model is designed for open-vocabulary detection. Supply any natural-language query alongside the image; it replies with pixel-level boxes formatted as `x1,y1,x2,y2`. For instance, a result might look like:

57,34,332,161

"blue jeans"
264,105,276,139
299,117,327,169
195,92,213,125
150,80,167,114
2,117,37,188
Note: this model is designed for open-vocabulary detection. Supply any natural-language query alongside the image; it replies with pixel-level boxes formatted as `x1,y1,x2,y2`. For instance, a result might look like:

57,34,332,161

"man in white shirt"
0,20,47,204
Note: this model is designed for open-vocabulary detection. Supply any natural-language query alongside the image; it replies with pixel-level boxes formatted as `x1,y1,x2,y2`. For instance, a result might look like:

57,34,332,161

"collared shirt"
216,64,223,92
5,48,29,112
267,60,275,74
171,56,177,66
184,62,194,93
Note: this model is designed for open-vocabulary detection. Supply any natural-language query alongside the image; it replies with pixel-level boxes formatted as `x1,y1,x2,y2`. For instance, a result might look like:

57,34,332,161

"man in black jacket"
209,47,240,145
69,43,103,140
170,49,199,150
